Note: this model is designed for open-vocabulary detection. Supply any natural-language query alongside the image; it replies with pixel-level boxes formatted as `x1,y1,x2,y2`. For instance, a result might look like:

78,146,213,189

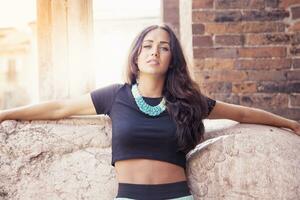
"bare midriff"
114,158,187,184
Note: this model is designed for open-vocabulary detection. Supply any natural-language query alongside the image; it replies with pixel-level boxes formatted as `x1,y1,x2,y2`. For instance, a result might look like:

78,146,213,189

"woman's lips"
147,59,159,65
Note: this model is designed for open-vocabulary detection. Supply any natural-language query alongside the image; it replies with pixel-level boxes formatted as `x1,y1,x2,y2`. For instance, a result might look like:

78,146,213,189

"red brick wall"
161,0,180,37
191,0,300,120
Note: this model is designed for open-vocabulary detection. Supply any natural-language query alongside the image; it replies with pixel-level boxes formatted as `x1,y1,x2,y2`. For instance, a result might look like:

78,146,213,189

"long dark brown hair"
124,24,210,154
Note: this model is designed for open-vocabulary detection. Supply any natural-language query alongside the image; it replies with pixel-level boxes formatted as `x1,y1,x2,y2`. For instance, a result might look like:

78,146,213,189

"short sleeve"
90,83,123,115
204,96,216,117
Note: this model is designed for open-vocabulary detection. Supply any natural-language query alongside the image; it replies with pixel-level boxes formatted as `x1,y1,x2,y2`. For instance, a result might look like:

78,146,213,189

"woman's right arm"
0,93,96,122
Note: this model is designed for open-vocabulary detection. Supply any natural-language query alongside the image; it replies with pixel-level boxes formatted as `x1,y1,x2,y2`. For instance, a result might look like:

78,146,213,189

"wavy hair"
124,24,210,154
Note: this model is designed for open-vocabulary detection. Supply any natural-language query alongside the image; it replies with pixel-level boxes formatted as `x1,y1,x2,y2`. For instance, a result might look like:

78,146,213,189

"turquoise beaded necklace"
131,83,166,116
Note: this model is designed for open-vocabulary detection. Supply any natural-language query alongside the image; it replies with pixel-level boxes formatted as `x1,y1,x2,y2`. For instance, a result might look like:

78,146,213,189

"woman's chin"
140,70,166,77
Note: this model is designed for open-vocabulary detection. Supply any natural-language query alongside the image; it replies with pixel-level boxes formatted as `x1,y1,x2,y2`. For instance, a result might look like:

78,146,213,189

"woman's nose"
151,47,159,57
151,52,158,56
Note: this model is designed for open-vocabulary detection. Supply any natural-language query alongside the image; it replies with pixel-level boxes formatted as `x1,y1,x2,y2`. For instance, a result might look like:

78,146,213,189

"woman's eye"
143,45,151,48
160,47,169,51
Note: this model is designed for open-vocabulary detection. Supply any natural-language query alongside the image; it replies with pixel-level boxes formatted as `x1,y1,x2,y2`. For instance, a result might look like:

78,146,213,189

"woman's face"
136,28,172,78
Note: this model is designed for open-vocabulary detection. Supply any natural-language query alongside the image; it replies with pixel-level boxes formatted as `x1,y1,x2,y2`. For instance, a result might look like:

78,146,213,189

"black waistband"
116,180,191,199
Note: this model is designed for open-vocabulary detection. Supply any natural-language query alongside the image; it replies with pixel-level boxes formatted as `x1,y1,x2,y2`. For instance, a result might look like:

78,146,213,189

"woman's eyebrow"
143,40,170,45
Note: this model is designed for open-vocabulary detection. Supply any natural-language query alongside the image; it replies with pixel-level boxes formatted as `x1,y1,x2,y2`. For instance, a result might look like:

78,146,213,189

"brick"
245,33,291,45
215,35,244,46
192,11,215,23
205,22,285,34
193,36,213,47
200,82,232,93
193,11,247,23
164,0,179,9
290,94,300,107
288,21,300,32
205,23,243,34
270,108,300,120
192,0,213,9
215,11,242,22
240,93,289,108
238,47,286,58
193,59,205,70
279,0,300,9
195,70,247,82
291,33,300,45
290,46,300,56
242,22,285,33
194,58,235,70
192,23,205,35
246,70,287,81
242,10,289,21
213,48,238,58
245,33,300,45
293,59,300,69
208,93,240,104
164,12,179,22
291,6,300,19
257,81,300,93
164,2,179,11
265,0,279,8
286,69,300,80
215,0,265,9
203,58,235,69
235,59,292,70
194,48,237,58
232,82,257,93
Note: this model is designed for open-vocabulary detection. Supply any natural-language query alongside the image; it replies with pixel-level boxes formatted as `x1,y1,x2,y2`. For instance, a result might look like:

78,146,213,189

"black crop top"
90,83,216,170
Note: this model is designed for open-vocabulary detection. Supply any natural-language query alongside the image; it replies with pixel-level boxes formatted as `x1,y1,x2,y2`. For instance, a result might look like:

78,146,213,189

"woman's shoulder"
95,82,127,90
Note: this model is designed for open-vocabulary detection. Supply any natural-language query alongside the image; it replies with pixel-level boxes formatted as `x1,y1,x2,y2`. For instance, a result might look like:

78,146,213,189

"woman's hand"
290,120,300,136
0,111,5,123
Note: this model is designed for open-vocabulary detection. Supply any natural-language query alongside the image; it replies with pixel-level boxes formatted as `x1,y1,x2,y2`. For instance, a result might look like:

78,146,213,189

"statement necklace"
131,83,166,116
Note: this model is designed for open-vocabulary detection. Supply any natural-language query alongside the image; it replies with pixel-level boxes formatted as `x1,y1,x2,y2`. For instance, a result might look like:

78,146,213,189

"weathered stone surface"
0,116,117,200
1,118,299,200
186,121,300,200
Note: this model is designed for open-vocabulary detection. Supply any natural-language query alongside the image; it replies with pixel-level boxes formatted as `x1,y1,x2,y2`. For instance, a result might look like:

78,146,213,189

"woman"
0,24,299,200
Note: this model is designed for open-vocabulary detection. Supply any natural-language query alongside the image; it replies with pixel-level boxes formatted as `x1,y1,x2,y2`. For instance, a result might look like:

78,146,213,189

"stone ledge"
0,117,299,200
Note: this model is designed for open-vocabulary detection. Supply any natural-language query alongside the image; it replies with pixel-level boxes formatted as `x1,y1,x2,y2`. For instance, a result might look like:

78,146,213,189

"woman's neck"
137,75,165,98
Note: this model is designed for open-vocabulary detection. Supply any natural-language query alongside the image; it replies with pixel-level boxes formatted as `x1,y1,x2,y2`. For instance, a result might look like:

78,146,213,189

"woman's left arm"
207,100,300,136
